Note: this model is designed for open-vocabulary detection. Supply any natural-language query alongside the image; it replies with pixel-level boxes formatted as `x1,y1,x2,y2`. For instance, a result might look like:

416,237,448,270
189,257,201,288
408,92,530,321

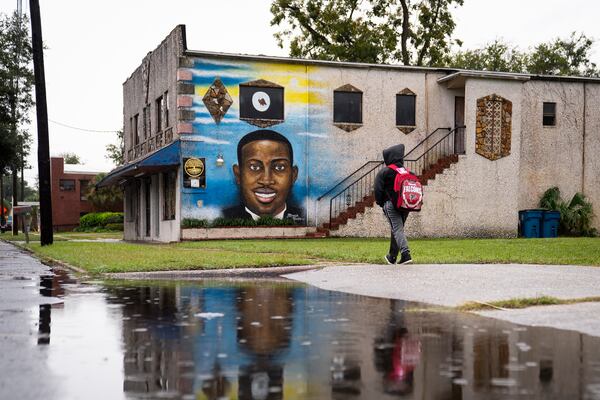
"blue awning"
97,140,180,187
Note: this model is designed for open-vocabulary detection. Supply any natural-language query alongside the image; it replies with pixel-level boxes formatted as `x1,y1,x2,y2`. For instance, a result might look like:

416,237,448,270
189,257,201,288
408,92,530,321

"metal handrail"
403,127,451,158
322,125,466,227
317,160,382,201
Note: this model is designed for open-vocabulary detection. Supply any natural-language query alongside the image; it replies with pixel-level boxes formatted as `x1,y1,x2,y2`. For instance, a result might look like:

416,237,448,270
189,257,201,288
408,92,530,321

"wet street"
2,266,600,400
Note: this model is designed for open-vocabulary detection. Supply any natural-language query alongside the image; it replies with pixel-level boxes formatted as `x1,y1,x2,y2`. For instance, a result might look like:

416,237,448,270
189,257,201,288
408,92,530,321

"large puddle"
24,270,600,399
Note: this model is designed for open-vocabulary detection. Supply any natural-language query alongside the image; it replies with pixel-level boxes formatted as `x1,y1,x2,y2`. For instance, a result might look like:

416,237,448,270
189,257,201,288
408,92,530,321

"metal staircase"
310,126,466,237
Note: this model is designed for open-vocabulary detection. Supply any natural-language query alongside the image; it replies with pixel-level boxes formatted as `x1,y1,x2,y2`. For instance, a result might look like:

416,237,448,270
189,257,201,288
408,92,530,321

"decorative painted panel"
476,94,512,161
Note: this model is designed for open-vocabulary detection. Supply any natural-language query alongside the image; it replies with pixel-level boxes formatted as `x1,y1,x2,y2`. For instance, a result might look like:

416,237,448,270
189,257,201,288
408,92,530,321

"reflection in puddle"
31,275,600,400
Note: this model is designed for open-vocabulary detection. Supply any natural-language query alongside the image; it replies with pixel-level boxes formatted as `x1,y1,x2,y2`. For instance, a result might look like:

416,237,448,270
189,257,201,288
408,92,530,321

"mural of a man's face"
233,139,298,217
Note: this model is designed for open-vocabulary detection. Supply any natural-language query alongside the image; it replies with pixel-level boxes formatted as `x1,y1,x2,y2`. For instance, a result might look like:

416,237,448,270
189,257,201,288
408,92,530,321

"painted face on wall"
233,139,298,217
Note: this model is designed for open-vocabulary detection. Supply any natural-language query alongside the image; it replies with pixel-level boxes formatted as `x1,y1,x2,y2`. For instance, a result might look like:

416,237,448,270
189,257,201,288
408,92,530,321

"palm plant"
539,187,597,236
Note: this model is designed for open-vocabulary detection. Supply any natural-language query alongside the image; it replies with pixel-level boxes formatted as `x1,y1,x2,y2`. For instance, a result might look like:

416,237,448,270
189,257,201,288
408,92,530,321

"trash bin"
518,209,544,238
542,210,561,238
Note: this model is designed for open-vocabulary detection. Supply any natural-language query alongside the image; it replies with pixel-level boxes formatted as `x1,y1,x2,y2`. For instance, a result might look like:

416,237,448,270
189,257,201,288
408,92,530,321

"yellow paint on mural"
193,61,326,107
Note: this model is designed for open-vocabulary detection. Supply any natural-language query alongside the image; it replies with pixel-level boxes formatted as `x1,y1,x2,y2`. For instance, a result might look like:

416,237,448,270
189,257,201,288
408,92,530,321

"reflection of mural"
225,130,304,222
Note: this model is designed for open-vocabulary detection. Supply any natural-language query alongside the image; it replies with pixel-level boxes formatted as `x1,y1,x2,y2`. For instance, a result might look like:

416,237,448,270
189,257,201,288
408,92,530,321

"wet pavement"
2,241,600,399
285,263,600,337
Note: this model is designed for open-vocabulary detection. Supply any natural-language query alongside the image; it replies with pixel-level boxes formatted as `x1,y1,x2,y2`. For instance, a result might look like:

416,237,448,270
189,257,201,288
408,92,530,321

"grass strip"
458,295,600,311
179,237,600,266
0,231,122,242
25,241,317,275
7,236,600,275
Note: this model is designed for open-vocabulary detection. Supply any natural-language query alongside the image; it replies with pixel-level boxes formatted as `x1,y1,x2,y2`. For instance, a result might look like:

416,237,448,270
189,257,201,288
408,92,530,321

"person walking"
374,144,412,265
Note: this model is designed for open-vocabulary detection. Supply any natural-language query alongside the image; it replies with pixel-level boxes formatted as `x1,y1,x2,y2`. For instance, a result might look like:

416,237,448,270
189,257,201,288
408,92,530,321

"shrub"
181,218,209,229
79,212,124,229
181,217,298,229
105,223,124,231
539,187,597,236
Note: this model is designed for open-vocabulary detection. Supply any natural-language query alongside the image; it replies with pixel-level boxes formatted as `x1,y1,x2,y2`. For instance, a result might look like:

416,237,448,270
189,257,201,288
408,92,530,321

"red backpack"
387,164,423,211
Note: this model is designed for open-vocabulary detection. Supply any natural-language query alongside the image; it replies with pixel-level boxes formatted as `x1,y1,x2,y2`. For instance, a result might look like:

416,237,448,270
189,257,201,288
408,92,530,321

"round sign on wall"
184,158,205,178
251,91,271,112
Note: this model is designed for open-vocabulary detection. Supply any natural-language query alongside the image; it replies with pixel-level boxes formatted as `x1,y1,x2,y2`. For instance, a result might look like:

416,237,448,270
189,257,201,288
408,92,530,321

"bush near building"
78,212,124,231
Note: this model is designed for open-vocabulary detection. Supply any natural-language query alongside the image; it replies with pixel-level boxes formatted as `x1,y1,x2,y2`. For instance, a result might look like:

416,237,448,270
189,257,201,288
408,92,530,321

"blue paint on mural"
180,57,348,224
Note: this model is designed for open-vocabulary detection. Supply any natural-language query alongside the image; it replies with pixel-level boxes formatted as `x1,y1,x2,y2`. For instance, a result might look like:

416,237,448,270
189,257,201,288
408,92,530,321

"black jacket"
374,144,405,207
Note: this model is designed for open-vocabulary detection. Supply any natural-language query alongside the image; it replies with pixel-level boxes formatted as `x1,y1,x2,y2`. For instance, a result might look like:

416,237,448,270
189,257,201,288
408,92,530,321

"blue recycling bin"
542,210,561,238
519,209,544,238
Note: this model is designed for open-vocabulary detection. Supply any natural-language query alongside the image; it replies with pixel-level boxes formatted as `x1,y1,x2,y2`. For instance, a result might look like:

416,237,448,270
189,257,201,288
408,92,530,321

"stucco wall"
333,78,523,238
519,81,585,210
122,25,183,155
584,84,600,229
123,173,180,242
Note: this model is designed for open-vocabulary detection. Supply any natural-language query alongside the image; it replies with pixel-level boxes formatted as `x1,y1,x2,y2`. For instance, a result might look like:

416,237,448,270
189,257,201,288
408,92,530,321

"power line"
48,119,119,133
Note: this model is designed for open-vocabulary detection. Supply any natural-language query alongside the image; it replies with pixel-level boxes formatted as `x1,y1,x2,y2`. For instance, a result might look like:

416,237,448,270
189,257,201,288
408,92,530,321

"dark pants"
383,201,409,259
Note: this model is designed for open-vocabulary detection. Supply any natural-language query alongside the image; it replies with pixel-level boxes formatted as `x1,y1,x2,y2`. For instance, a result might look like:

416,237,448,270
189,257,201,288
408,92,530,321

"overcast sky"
1,0,599,185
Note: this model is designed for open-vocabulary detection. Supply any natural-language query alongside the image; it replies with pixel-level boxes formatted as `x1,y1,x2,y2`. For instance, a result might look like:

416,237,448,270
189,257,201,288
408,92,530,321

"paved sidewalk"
0,241,60,399
284,263,600,337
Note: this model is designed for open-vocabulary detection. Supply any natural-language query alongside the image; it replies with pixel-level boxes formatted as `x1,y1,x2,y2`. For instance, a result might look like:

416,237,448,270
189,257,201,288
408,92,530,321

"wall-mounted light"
216,153,225,166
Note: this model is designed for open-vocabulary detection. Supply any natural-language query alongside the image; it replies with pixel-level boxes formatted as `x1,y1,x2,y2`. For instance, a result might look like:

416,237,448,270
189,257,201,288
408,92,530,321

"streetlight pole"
29,0,53,245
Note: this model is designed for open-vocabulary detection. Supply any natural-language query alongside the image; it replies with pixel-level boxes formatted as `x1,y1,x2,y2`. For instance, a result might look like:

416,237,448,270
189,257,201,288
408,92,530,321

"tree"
85,173,123,212
58,152,82,164
270,0,464,65
105,130,124,166
0,12,33,176
528,32,599,77
447,33,600,77
446,39,528,73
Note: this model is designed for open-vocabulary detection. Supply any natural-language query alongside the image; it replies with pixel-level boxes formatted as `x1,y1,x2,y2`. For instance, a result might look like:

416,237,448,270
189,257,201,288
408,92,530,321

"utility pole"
30,0,53,245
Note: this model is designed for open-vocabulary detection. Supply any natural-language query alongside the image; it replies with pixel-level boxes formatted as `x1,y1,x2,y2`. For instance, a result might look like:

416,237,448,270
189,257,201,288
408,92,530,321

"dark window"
132,114,139,146
164,91,169,128
156,95,163,133
543,102,556,126
156,97,163,133
334,91,362,124
239,86,284,121
163,170,176,220
396,94,416,126
142,106,151,139
59,179,75,191
79,180,89,201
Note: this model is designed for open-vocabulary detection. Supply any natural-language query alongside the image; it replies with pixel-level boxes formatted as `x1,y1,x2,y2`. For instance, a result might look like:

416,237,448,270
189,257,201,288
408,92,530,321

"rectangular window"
164,91,169,128
163,170,176,220
543,102,556,126
156,95,163,133
334,91,362,124
59,179,75,191
133,114,139,146
142,106,149,139
79,180,89,201
396,94,416,126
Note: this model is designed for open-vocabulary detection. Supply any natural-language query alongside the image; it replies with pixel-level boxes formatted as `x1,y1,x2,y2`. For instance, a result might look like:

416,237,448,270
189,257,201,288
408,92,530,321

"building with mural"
99,25,600,242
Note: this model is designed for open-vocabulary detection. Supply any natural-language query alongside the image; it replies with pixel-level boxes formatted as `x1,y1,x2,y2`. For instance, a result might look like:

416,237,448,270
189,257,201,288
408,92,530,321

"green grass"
178,237,600,266
0,231,122,242
27,241,315,274
10,237,600,275
458,295,600,311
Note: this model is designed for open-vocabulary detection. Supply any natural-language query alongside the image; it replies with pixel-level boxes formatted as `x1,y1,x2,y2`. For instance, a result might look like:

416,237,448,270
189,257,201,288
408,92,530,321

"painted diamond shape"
202,78,233,124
